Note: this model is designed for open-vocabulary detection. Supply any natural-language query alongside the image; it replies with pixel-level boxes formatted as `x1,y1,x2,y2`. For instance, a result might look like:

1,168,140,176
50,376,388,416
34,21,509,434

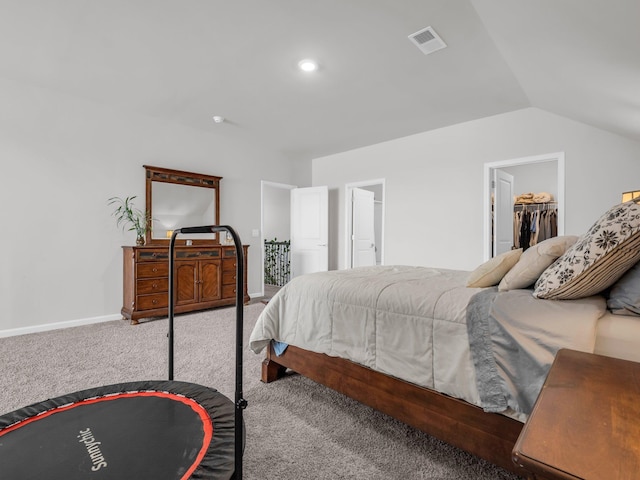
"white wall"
263,185,291,241
312,107,640,272
502,162,558,202
0,77,306,333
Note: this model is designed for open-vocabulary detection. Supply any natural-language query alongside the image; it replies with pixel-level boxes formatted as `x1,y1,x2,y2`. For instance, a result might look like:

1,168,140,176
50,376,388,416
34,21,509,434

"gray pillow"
608,261,640,316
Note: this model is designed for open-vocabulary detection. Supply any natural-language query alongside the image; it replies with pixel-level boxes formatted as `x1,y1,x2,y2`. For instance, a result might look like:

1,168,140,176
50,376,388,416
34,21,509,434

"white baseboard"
0,297,266,338
0,314,122,338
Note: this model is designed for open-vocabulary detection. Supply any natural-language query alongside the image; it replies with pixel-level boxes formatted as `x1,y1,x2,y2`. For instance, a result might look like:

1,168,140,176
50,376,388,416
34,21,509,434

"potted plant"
108,196,150,246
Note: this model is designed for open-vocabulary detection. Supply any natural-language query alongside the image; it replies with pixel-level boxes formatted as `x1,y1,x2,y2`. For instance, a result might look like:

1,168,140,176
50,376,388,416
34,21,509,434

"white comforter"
249,265,606,417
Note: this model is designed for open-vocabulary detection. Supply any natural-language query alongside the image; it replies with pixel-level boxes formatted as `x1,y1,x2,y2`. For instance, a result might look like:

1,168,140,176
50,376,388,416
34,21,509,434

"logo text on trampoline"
78,428,108,471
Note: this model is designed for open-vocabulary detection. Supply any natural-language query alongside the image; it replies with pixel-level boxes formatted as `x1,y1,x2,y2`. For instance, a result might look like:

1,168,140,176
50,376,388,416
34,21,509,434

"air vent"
408,26,446,55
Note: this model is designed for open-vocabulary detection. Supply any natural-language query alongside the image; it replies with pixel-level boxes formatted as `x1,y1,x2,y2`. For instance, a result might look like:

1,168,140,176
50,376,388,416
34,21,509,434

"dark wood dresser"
121,244,249,324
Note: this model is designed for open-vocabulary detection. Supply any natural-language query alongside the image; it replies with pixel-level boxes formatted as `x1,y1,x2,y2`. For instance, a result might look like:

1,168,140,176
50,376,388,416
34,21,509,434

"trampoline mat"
0,380,238,480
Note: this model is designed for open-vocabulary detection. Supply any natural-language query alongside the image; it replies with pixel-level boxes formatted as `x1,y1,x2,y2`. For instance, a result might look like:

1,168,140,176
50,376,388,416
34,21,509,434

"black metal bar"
177,226,215,234
223,226,246,480
168,230,178,381
167,225,245,480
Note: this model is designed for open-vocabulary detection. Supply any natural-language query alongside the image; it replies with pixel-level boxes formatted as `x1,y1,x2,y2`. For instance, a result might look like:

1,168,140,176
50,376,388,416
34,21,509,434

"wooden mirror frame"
144,165,222,246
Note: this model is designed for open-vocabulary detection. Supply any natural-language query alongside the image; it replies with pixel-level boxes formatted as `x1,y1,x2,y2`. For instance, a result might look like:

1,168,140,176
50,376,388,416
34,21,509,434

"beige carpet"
0,304,522,479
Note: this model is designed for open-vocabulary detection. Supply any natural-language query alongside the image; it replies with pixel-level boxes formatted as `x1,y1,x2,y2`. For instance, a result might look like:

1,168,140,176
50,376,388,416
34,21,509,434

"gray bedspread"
250,265,607,419
250,266,487,408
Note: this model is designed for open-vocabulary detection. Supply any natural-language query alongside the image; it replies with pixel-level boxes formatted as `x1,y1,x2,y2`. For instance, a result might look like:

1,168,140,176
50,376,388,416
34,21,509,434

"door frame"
345,179,386,268
483,152,565,261
260,180,296,297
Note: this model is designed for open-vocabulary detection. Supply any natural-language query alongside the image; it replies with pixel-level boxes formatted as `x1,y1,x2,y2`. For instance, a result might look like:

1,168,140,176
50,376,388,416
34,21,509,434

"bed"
249,201,640,476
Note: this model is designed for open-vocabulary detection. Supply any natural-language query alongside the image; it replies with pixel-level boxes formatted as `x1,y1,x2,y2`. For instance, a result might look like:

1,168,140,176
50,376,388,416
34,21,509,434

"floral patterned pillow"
534,201,640,300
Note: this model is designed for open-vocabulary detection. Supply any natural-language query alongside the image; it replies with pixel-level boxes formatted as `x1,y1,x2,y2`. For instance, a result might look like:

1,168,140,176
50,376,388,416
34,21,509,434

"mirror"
151,182,217,239
144,165,221,245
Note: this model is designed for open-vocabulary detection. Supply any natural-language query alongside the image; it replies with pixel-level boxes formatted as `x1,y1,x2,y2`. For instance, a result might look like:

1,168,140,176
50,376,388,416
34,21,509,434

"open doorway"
483,152,565,261
261,181,329,299
261,181,295,299
345,179,385,269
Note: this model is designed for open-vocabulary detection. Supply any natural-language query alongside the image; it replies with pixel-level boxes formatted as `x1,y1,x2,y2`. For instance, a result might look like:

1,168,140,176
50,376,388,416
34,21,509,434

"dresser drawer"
222,271,237,285
222,248,238,258
137,249,169,261
222,257,240,285
222,284,238,299
136,293,168,310
176,249,220,259
222,258,237,271
137,262,169,279
136,278,169,295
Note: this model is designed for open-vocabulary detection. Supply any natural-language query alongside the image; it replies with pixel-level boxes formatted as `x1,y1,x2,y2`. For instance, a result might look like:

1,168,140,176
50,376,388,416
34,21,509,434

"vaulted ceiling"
1,0,638,161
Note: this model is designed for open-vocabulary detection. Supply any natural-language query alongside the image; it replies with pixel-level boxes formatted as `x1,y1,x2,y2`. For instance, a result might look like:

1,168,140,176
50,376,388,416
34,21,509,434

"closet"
487,153,563,258
502,160,558,252
513,200,558,250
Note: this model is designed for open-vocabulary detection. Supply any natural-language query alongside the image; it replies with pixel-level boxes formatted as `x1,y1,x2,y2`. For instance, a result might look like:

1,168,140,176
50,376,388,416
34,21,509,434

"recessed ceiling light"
298,59,318,72
212,115,225,124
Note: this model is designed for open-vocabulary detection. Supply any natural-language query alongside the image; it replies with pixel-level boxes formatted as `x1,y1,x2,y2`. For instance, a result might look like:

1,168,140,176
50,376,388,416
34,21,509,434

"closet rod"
513,202,558,211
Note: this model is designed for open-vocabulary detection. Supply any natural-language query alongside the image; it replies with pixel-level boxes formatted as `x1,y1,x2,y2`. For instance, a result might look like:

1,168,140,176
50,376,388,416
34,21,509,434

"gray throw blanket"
466,288,604,415
465,288,508,412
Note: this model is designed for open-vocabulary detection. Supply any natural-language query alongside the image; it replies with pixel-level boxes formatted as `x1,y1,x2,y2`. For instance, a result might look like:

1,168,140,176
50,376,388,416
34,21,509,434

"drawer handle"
152,268,158,273
152,299,158,305
152,253,157,257
152,283,158,289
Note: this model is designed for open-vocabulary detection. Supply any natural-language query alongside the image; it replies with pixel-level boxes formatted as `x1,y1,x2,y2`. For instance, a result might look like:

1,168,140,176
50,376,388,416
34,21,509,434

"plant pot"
136,235,145,246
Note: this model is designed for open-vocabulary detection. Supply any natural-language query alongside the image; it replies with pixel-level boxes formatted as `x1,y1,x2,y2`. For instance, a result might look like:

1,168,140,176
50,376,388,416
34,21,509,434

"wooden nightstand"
512,349,640,480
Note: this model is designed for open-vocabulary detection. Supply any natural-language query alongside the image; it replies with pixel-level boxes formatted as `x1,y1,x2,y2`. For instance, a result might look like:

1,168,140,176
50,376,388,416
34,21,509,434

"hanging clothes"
513,202,558,250
519,211,531,250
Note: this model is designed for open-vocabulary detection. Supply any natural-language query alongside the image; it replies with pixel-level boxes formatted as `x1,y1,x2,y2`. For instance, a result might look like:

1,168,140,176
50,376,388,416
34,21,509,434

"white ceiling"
1,0,638,161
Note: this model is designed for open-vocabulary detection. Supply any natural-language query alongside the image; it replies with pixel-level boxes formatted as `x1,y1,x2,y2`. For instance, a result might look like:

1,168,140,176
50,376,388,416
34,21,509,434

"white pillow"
498,236,578,291
467,248,523,288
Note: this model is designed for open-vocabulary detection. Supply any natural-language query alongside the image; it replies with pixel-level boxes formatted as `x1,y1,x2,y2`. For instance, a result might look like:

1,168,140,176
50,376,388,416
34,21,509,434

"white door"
493,169,514,256
352,188,376,267
290,186,328,278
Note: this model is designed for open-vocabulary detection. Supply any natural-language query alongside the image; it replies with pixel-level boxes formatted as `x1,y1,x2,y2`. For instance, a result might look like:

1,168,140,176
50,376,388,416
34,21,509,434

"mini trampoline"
0,226,247,480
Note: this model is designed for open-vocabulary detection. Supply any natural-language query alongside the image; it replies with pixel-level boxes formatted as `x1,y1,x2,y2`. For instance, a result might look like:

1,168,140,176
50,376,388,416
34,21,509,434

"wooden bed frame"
261,342,527,476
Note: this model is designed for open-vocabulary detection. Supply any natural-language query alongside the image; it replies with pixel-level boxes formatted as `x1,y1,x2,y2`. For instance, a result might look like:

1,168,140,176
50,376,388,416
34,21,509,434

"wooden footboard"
261,343,526,476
